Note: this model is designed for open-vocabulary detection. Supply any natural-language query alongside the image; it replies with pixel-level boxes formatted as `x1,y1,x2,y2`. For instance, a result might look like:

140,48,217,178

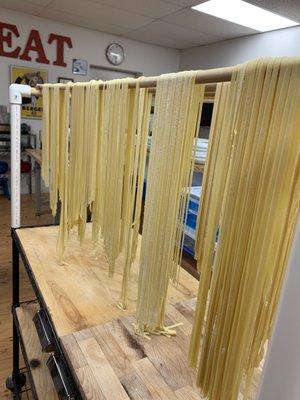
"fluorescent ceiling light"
192,0,298,32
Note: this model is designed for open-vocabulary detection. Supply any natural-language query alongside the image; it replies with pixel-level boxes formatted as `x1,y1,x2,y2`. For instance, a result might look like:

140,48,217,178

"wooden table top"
61,298,261,400
16,224,261,399
25,148,42,165
16,224,199,337
61,299,202,400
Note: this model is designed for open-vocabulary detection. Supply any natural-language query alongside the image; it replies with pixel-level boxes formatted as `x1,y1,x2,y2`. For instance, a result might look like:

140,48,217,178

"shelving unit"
14,301,58,399
0,126,36,196
9,227,83,399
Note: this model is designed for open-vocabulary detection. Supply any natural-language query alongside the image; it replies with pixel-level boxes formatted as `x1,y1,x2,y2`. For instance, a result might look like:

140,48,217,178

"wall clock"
106,43,125,66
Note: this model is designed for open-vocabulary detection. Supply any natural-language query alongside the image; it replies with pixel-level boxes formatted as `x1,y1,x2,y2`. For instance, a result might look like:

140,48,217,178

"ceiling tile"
247,0,300,21
0,0,45,15
2,0,290,50
124,28,194,49
162,8,258,39
90,0,182,19
162,0,204,6
25,0,52,5
39,8,130,35
49,0,153,30
128,20,219,48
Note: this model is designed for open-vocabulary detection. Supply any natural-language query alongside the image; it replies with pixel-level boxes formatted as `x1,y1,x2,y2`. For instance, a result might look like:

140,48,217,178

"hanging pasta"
135,71,204,336
42,83,71,219
56,82,72,260
119,88,153,309
41,84,51,187
189,57,300,400
91,79,150,280
41,63,300,400
189,75,244,363
42,78,151,296
57,80,101,259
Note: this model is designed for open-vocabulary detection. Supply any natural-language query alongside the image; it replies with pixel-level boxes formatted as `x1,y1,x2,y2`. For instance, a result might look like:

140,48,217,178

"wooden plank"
25,148,42,165
16,224,198,337
61,334,88,370
76,365,106,400
120,314,195,391
90,320,144,379
120,371,153,400
175,385,203,400
75,334,130,400
174,299,196,325
163,304,193,355
131,358,175,400
165,303,193,335
62,300,262,400
15,302,58,400
96,319,146,362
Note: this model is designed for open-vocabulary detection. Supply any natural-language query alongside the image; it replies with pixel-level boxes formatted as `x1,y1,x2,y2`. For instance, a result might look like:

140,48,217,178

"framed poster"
58,77,74,83
10,66,48,119
72,59,88,75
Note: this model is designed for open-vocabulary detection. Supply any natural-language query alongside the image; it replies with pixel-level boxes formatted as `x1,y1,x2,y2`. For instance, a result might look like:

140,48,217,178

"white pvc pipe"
257,218,300,400
9,84,32,228
10,103,21,228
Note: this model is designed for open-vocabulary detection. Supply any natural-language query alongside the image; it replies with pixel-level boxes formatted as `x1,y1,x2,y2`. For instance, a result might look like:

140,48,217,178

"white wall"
0,8,179,193
0,8,180,99
0,7,179,133
180,26,300,70
257,220,300,400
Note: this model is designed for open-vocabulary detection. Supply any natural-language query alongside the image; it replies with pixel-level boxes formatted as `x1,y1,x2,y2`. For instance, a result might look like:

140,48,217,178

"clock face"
106,43,125,66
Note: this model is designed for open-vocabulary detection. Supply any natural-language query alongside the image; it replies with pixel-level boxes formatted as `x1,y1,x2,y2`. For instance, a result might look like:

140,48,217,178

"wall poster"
10,65,48,119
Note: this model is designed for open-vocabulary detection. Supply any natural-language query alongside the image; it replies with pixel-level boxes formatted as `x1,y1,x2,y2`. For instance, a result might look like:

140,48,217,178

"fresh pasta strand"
41,84,51,187
130,90,153,264
41,62,300,400
119,88,153,309
57,80,101,260
189,75,244,368
42,83,71,222
135,71,204,336
189,57,300,400
43,78,150,288
56,83,71,260
93,78,140,277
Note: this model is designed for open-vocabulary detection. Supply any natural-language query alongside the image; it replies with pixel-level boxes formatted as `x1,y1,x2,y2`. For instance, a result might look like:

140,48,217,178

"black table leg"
6,234,26,395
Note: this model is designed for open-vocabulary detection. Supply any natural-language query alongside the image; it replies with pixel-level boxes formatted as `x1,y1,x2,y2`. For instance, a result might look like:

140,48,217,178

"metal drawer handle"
46,354,76,400
33,309,55,352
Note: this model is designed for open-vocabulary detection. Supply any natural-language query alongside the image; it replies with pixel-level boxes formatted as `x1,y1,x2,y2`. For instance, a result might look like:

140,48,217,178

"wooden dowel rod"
31,66,233,97
31,88,42,96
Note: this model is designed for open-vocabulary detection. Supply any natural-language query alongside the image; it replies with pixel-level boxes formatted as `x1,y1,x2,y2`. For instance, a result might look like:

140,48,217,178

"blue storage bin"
183,186,202,256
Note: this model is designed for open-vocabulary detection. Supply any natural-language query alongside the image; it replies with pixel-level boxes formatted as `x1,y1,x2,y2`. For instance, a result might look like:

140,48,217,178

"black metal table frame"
7,225,82,400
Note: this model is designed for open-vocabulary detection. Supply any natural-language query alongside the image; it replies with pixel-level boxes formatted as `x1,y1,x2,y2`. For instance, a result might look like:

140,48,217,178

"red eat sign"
0,22,73,67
